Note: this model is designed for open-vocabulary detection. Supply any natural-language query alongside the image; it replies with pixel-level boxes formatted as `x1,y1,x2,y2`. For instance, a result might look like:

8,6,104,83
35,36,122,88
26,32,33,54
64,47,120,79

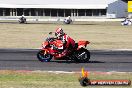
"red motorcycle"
37,35,90,62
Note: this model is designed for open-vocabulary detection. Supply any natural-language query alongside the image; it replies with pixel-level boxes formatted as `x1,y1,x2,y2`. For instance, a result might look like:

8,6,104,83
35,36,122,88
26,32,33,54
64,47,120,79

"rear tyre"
74,48,90,63
37,50,53,62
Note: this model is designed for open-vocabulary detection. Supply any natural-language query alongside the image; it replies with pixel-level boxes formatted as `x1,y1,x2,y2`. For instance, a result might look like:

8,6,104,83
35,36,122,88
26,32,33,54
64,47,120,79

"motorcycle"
37,33,90,62
64,19,72,24
18,17,27,24
121,18,132,26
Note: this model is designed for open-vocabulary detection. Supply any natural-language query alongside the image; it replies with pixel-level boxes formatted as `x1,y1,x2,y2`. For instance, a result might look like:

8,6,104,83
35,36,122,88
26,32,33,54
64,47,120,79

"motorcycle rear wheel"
74,48,90,63
37,50,53,62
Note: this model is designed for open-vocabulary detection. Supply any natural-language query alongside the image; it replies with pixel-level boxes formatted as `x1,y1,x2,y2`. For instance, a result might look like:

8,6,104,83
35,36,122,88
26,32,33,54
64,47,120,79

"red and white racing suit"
57,33,75,55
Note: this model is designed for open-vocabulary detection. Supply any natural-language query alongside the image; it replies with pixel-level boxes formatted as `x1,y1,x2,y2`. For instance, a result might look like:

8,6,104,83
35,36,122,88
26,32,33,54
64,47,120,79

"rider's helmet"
55,27,64,38
22,15,24,17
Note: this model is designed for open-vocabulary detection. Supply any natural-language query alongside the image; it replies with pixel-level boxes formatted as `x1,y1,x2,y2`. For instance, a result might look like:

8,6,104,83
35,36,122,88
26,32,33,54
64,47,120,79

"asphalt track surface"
0,49,132,72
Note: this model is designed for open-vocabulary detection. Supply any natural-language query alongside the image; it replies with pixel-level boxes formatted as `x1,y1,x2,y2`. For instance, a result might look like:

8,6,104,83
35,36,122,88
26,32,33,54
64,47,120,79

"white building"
0,0,127,18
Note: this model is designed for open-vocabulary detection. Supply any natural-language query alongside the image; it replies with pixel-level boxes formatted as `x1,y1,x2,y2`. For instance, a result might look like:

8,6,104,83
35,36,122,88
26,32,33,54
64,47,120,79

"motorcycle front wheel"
37,50,53,62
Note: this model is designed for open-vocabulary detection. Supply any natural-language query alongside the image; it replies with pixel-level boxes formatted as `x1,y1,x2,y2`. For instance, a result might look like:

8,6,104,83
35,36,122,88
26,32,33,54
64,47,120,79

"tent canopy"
0,0,117,9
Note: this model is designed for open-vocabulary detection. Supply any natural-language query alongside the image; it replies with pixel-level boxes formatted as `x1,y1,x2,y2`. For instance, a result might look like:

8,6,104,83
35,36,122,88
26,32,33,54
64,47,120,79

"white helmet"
55,27,64,38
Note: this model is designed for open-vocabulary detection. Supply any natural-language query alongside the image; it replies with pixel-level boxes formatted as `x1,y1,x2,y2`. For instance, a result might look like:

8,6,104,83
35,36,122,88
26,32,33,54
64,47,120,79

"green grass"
0,21,132,49
0,70,131,88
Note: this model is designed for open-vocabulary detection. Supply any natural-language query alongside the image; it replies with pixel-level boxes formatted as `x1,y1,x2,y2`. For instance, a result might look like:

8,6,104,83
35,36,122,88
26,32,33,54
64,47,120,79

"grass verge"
0,70,131,88
0,21,132,49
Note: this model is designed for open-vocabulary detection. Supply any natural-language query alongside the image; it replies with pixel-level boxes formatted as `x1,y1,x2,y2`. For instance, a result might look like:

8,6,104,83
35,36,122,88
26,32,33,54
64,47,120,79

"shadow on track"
0,59,103,63
43,60,132,64
47,60,104,64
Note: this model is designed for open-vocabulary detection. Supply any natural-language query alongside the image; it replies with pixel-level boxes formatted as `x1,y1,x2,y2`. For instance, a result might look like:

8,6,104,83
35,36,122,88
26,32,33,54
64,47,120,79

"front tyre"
37,50,53,62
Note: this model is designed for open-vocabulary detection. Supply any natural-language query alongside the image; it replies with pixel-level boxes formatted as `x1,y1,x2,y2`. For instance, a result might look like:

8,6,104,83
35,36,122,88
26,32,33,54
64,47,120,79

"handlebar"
46,37,57,42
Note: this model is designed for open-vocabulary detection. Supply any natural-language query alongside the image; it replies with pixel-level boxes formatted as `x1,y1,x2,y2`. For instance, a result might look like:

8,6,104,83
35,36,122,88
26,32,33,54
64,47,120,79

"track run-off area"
0,49,132,72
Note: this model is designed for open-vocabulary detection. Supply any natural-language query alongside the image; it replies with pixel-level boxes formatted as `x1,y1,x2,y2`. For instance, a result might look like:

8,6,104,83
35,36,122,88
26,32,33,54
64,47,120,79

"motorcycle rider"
66,16,71,21
121,17,132,26
20,15,25,20
64,16,72,24
55,27,75,56
19,15,26,23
